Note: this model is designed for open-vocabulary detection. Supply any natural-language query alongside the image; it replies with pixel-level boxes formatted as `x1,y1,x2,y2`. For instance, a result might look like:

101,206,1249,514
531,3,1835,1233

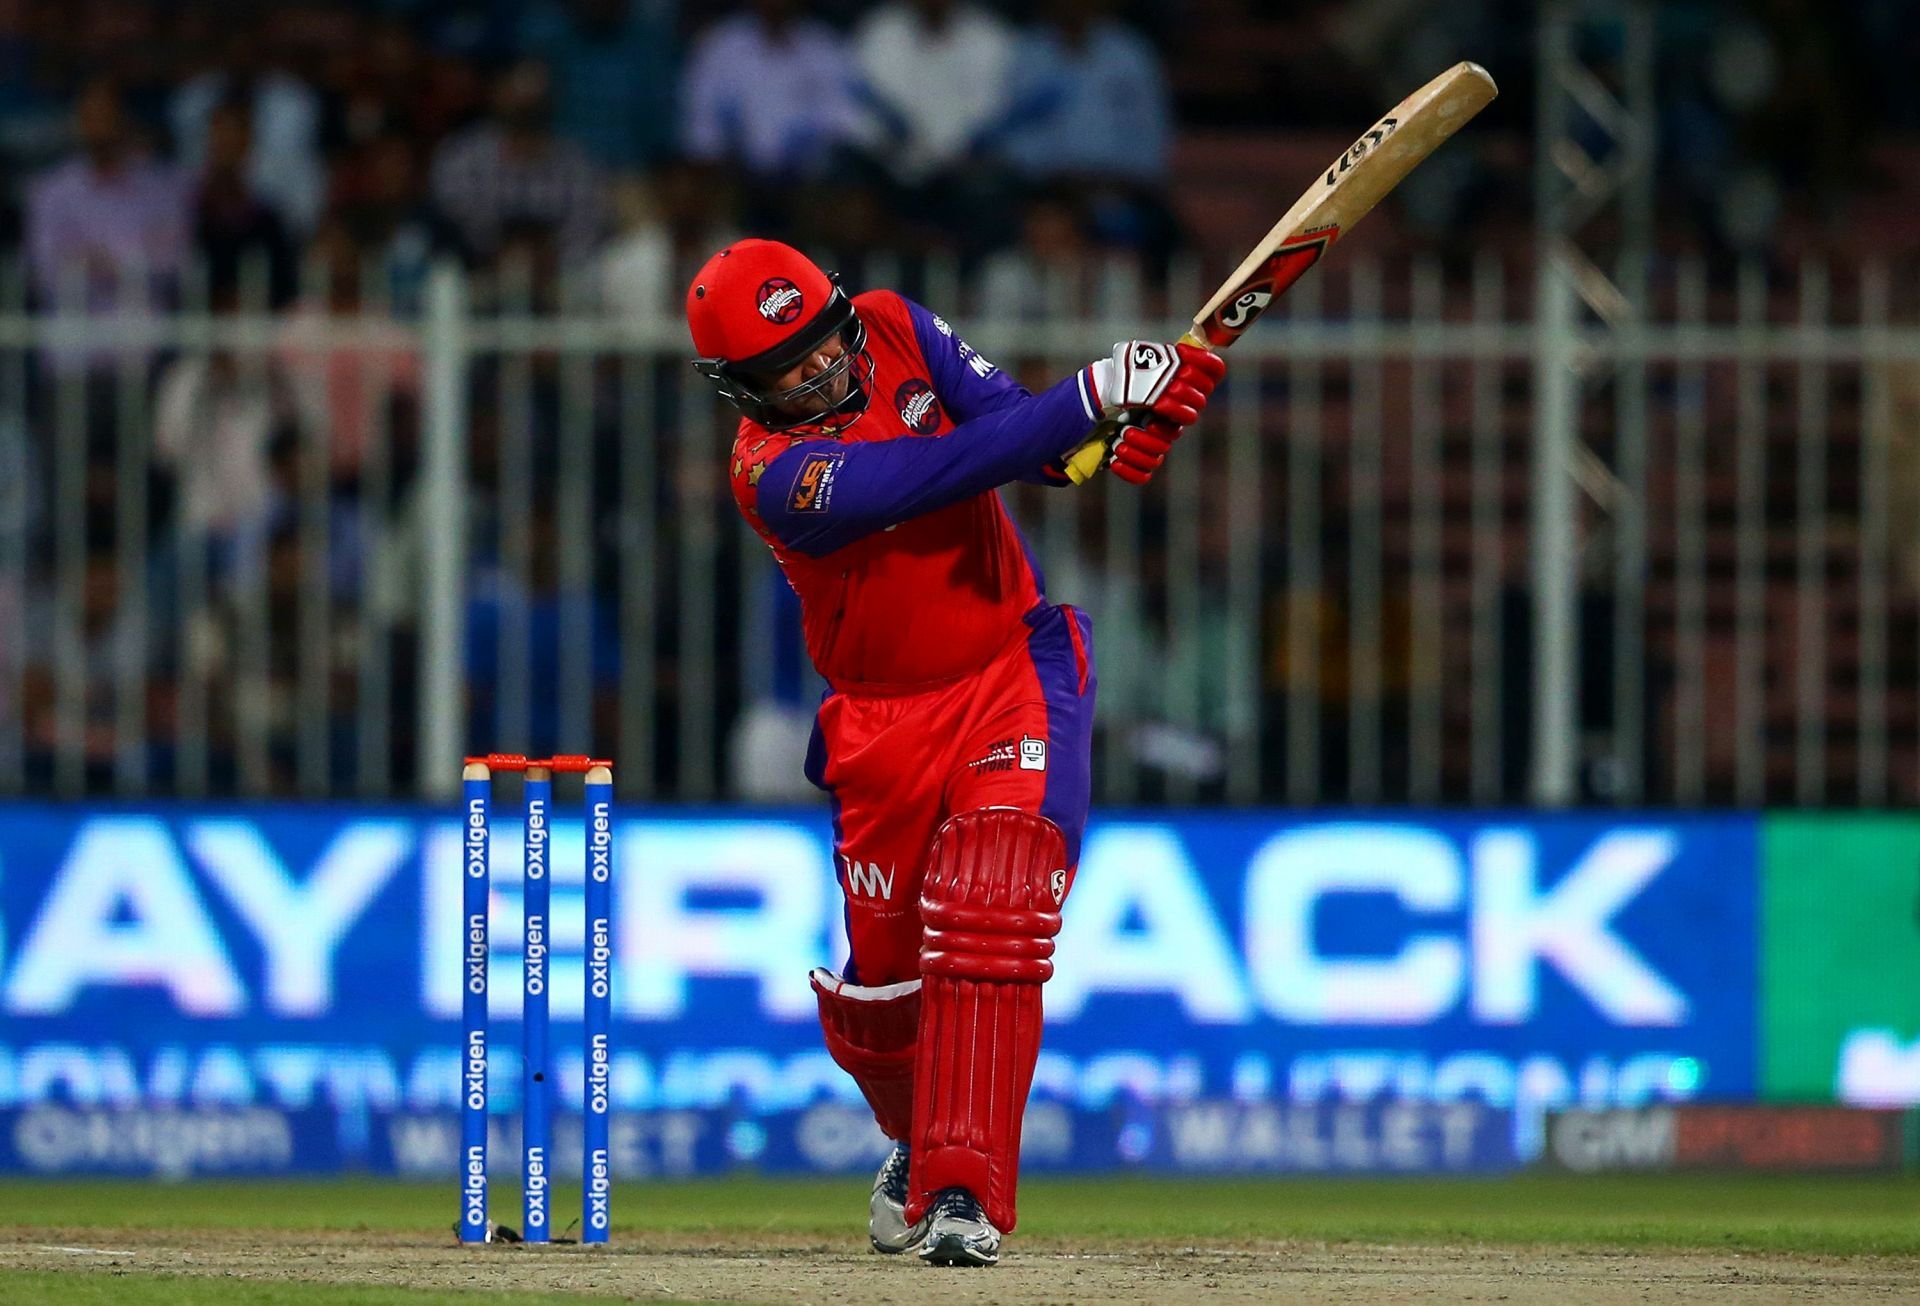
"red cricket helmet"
686,239,871,431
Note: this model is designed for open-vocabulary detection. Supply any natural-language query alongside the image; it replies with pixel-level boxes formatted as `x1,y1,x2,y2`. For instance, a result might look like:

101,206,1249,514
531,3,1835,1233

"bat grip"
1060,330,1212,485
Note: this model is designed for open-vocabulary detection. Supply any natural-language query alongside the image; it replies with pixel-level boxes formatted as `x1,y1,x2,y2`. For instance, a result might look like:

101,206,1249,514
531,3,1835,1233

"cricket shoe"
916,1187,1001,1267
868,1143,928,1254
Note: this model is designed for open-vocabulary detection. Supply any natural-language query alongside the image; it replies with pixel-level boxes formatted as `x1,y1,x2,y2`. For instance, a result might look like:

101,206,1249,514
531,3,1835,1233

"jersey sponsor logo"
894,378,942,433
967,737,1019,774
842,857,896,901
931,314,953,336
967,733,1047,774
756,278,804,324
955,339,998,379
788,452,838,512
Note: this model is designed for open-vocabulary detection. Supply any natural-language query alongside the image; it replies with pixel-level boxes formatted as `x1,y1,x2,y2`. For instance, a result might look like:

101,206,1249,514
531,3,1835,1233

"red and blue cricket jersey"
727,290,1099,985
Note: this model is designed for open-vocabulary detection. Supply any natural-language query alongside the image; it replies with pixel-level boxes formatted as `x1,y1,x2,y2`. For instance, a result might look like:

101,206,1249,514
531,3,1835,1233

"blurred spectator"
275,221,423,481
428,60,607,269
320,12,484,153
465,498,621,759
996,0,1177,258
728,574,819,801
1740,0,1872,231
26,76,190,372
169,28,326,238
850,0,1014,184
600,161,737,319
979,189,1089,318
999,0,1170,186
22,542,149,788
0,0,74,184
0,394,29,756
492,219,568,312
329,133,443,311
1879,363,1920,590
522,0,679,173
153,301,296,555
976,188,1141,321
403,0,520,65
192,98,297,308
679,0,860,181
786,173,892,283
328,16,431,146
847,0,1020,252
76,0,172,123
1860,0,1920,129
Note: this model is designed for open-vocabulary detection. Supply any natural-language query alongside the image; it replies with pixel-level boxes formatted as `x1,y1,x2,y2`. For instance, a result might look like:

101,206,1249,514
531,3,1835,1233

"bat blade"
1065,61,1498,483
1191,61,1496,347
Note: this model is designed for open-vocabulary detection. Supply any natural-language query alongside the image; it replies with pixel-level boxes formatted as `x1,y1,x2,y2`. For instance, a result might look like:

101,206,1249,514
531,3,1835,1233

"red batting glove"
1105,344,1225,486
1089,340,1228,425
1141,342,1225,428
1108,416,1182,485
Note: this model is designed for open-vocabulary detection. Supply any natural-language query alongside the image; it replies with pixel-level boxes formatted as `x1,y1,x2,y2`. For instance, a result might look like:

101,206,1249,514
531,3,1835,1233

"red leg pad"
907,807,1067,1232
810,967,921,1141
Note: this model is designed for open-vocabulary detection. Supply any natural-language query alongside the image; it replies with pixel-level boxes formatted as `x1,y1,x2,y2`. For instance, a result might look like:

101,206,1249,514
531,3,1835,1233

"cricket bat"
1064,61,1499,484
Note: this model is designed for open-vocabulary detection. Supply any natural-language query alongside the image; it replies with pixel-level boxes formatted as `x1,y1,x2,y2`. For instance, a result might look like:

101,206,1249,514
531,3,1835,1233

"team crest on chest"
894,378,942,434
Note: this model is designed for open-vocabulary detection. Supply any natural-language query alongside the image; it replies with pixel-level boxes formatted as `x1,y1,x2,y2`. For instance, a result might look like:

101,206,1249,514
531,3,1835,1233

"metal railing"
1,254,1914,807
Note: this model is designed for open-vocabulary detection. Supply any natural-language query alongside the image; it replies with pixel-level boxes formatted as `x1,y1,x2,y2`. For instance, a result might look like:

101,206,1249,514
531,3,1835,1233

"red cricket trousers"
804,602,1096,984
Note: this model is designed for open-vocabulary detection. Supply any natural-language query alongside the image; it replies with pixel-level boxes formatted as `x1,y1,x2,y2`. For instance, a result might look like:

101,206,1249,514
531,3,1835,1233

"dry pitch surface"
7,1229,1920,1304
2,1176,1918,1304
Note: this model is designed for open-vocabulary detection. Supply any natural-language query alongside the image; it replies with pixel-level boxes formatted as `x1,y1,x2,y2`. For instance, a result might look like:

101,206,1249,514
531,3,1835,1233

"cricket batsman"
686,239,1224,1265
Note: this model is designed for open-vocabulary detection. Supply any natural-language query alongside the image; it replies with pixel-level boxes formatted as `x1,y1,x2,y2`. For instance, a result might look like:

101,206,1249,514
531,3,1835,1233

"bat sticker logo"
1326,117,1398,185
1219,289,1272,330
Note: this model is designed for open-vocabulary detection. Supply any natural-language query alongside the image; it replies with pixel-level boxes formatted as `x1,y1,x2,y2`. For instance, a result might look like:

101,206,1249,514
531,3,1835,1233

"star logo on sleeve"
734,436,784,493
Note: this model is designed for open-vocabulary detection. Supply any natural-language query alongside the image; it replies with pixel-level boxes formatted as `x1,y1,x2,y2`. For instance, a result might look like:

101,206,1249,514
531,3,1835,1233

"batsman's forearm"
755,370,1098,556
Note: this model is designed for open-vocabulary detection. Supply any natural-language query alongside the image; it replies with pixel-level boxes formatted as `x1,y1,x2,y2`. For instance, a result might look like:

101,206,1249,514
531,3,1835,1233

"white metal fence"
1,254,1915,806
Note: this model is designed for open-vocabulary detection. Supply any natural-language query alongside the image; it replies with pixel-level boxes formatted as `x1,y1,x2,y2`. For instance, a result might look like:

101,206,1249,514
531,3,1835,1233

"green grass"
1,1175,1917,1256
0,1271,659,1306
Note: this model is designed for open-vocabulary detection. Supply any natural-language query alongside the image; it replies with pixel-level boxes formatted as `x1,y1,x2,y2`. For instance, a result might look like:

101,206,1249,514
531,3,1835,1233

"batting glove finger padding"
1108,418,1181,485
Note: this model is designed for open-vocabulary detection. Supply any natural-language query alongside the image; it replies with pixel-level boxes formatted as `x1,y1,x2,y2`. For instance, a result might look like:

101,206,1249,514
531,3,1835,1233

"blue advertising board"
0,1100,1519,1179
0,804,1757,1172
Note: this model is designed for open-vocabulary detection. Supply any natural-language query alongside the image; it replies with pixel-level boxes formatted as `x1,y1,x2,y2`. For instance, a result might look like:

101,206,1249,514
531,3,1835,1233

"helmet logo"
757,278,804,324
894,378,942,433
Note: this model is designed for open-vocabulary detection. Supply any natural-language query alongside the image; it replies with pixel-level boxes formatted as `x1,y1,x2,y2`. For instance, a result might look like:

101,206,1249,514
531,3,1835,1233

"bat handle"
1059,329,1213,485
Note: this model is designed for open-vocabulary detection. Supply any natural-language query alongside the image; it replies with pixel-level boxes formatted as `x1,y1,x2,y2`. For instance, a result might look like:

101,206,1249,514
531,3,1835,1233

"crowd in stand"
2,0,1919,800
3,0,1189,326
0,0,1194,794
5,0,1916,323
